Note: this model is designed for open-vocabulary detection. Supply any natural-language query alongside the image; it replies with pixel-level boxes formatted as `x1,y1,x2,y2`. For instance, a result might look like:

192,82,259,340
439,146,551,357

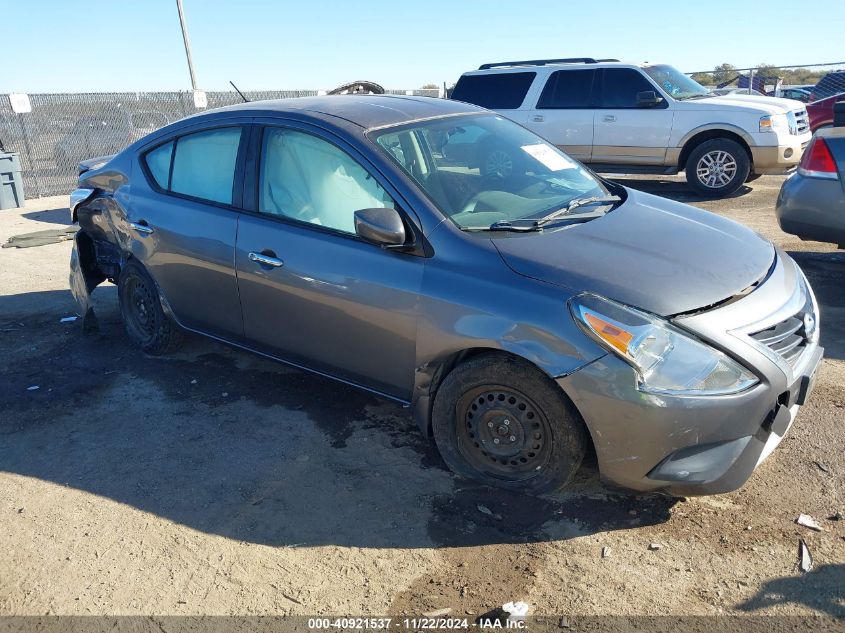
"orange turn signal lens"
584,312,634,355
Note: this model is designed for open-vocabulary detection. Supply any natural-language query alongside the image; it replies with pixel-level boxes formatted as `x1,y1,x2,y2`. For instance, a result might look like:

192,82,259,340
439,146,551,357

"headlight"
570,294,758,396
759,114,789,133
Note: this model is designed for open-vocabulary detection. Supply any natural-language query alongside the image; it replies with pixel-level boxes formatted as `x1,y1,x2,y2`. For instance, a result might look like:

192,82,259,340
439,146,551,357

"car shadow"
789,250,845,361
736,564,845,618
608,176,753,203
21,207,72,225
0,289,676,550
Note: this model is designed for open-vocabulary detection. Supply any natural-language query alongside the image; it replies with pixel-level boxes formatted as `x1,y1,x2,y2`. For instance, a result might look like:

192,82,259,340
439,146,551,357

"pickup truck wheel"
432,353,587,494
685,138,750,197
118,260,183,355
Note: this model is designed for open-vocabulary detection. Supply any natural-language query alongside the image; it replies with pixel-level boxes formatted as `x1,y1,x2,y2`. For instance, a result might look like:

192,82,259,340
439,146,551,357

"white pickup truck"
451,59,812,197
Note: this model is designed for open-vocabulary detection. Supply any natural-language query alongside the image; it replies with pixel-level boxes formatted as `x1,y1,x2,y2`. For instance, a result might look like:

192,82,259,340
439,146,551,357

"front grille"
751,315,809,367
792,109,810,135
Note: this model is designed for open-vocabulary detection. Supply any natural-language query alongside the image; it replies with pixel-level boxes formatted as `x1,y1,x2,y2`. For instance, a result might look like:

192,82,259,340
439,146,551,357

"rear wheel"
118,260,183,355
432,353,588,494
685,138,750,197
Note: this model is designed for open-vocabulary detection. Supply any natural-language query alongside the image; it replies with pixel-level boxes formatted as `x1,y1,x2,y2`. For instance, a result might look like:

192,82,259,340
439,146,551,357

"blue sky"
4,0,844,93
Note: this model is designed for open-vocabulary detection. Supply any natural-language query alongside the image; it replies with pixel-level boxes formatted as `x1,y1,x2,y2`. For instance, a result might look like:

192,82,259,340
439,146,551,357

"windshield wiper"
534,195,621,227
460,221,542,232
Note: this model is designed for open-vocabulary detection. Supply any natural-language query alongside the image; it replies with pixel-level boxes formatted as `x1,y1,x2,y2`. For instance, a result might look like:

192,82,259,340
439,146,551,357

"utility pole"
175,0,198,90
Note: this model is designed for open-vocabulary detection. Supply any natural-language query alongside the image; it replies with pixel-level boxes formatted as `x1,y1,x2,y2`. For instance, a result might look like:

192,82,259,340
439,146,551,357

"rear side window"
170,128,242,204
599,69,659,108
538,69,597,109
144,141,173,189
451,72,536,109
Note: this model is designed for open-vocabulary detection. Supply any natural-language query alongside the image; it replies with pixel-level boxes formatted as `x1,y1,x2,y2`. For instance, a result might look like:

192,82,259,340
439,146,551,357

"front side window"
170,127,242,205
451,72,536,110
372,114,608,230
537,69,597,109
259,128,394,234
600,69,660,108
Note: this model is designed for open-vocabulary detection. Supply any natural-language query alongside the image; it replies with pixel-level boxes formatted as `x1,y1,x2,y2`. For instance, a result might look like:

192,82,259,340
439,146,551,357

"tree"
691,72,715,86
713,63,738,85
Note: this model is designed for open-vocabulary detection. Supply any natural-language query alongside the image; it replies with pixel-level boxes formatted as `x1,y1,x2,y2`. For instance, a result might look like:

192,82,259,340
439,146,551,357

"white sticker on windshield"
520,143,576,171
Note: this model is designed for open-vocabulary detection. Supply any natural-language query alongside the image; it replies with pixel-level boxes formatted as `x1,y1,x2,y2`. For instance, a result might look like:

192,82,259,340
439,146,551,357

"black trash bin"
0,152,24,209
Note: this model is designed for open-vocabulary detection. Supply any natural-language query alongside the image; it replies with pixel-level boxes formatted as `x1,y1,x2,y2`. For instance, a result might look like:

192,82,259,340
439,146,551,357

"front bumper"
557,251,823,496
750,137,810,175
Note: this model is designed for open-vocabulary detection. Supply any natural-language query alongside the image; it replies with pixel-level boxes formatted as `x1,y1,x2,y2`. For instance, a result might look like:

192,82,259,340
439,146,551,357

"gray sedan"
776,127,845,248
69,96,822,496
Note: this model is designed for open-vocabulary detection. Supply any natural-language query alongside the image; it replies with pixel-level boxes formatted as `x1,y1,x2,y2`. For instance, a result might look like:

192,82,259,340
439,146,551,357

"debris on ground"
798,539,813,573
827,512,842,521
648,543,662,550
813,460,830,473
2,226,78,249
26,385,39,391
476,505,502,520
601,546,611,558
59,316,78,323
190,379,197,385
558,617,570,629
423,608,452,617
502,601,529,624
796,514,824,532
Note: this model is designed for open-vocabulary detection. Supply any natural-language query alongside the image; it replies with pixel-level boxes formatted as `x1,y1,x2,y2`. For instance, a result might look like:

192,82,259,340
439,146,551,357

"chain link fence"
688,62,845,102
0,89,440,199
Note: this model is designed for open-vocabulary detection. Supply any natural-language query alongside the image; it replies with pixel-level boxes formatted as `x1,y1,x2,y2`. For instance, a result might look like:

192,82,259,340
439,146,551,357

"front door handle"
531,115,545,122
129,221,154,235
249,251,284,268
602,115,617,123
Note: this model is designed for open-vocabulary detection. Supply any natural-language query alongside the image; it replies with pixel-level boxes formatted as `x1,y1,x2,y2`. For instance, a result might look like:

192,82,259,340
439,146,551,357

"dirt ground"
0,175,843,619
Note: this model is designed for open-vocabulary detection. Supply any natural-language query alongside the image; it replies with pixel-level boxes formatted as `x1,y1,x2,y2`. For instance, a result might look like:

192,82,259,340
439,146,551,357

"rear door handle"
602,115,617,123
531,115,544,122
129,221,154,235
249,251,284,268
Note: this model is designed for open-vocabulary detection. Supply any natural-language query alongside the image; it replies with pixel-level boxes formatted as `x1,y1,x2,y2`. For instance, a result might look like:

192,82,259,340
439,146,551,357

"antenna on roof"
229,81,249,103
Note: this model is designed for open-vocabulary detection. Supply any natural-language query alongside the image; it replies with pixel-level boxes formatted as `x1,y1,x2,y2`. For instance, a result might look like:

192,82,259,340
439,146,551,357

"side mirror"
636,91,663,107
354,207,407,247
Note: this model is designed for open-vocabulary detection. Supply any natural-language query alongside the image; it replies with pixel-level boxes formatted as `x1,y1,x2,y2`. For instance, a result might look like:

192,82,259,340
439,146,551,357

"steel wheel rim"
456,386,552,481
696,150,738,188
485,150,513,178
125,276,158,344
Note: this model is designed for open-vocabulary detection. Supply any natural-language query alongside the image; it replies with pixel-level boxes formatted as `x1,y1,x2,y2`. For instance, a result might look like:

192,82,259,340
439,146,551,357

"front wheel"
432,353,588,494
685,138,750,197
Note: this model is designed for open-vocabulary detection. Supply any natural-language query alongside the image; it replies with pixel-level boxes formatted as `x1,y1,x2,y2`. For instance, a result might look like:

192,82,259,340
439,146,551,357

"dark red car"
807,93,845,131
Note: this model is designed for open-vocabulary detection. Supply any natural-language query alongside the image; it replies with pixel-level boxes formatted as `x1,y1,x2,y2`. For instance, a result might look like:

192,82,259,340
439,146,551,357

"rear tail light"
798,136,838,179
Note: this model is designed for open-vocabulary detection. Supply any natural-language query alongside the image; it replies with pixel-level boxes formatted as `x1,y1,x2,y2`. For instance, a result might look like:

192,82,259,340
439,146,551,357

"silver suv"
452,58,812,197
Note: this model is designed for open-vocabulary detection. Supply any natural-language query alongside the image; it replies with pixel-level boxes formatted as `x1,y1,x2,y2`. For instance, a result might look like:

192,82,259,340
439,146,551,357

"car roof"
461,61,643,76
202,94,484,130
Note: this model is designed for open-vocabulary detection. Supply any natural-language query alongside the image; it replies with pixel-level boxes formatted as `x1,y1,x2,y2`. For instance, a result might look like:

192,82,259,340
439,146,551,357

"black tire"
118,260,183,355
432,353,588,494
684,138,750,197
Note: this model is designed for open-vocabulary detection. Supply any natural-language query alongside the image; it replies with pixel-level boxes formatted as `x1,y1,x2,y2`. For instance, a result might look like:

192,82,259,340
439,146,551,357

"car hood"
684,95,803,114
492,188,775,316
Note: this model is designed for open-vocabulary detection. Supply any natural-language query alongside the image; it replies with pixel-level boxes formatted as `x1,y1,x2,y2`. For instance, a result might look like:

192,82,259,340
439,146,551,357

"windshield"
642,64,710,100
371,114,608,230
